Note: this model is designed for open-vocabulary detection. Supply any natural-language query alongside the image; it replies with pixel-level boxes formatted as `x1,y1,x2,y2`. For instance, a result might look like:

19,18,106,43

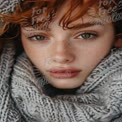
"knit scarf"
1,42,122,122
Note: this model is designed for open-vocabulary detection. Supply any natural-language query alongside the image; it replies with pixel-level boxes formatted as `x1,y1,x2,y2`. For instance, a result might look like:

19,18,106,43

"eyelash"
27,34,48,41
26,32,98,41
76,32,98,40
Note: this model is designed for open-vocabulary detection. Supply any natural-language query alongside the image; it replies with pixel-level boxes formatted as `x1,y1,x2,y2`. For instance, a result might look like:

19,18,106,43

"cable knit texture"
0,0,24,14
0,42,122,122
0,0,24,31
0,42,25,122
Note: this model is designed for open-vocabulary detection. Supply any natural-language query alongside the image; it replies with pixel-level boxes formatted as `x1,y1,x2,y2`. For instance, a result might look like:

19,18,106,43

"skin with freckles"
21,1,117,89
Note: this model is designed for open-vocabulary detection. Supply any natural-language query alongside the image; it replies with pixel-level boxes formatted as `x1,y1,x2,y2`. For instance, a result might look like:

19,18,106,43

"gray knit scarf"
1,42,122,122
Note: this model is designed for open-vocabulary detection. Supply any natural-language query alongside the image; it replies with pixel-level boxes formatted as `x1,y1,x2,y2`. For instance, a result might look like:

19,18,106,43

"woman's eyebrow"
71,21,104,30
23,21,104,32
43,21,104,32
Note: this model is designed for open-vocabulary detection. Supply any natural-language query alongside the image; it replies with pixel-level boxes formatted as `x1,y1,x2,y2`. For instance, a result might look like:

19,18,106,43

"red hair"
0,0,98,33
0,0,121,50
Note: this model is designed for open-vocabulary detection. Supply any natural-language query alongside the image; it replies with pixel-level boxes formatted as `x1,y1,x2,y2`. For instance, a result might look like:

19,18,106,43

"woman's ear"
114,36,122,47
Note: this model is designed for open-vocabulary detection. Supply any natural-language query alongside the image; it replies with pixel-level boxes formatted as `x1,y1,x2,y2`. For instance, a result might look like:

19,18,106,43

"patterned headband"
0,0,24,31
0,0,24,14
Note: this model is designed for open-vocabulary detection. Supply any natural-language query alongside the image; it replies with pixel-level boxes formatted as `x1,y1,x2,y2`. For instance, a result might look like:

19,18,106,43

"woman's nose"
52,41,75,64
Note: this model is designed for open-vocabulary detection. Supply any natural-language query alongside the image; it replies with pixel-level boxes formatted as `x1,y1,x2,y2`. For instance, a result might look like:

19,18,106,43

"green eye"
78,33,97,39
29,35,47,41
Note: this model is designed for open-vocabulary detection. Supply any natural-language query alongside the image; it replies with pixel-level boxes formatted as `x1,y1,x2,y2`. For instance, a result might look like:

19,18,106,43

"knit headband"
0,0,24,14
0,0,122,35
0,0,24,34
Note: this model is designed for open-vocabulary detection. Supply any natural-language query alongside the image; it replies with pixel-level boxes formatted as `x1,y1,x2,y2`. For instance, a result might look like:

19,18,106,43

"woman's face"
21,2,115,89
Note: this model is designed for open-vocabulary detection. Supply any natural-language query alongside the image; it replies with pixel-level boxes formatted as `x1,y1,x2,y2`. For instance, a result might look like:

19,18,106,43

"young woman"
0,0,122,122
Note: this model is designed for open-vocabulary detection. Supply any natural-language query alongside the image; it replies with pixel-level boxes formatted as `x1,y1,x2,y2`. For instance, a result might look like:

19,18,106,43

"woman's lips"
47,68,81,79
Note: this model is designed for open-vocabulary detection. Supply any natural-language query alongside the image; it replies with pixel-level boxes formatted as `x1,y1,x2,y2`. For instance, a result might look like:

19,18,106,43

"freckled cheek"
77,46,110,70
21,45,46,69
28,49,48,67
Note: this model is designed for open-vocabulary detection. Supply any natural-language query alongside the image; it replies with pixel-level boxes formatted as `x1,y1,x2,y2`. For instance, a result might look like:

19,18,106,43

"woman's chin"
49,80,82,89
